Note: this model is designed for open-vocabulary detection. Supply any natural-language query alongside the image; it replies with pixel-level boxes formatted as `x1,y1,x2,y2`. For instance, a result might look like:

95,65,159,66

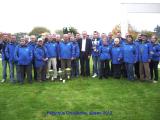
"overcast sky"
0,0,160,35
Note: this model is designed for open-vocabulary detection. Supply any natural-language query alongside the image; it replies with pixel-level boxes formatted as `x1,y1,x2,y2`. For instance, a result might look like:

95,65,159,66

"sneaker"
153,80,158,83
92,74,97,78
63,79,65,83
60,77,62,81
1,79,5,83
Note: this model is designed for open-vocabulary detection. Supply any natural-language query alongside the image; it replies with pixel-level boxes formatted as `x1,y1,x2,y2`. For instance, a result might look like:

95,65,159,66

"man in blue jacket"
34,38,48,82
1,33,9,83
139,33,152,81
45,34,58,80
28,35,37,80
70,36,80,77
91,31,100,78
123,35,138,81
59,34,74,80
5,35,17,83
14,38,33,84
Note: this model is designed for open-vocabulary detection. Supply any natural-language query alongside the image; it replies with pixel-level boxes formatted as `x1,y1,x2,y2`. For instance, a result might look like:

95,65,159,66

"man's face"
142,35,147,41
11,36,16,42
63,34,69,41
38,41,43,46
76,34,80,39
93,33,98,39
138,35,142,40
3,35,8,41
151,36,157,43
108,33,113,39
20,39,25,45
30,36,36,42
116,33,121,38
82,32,87,38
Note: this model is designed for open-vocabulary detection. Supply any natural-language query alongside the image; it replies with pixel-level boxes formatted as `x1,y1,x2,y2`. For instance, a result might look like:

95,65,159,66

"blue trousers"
2,60,8,80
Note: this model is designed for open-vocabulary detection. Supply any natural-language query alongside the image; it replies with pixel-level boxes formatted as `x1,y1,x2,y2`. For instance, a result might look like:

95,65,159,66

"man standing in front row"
78,31,92,77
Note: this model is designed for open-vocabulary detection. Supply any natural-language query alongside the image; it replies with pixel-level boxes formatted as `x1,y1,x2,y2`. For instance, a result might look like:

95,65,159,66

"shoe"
99,76,102,79
92,74,97,78
1,79,5,83
63,79,65,83
153,80,158,83
60,77,62,81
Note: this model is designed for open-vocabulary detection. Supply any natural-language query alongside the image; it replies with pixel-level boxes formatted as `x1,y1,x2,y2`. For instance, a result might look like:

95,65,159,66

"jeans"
125,63,135,80
9,61,16,83
2,60,8,80
92,56,99,75
150,60,159,81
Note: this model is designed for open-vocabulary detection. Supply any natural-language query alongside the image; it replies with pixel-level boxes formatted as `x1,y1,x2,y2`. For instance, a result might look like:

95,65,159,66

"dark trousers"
19,65,32,84
121,62,127,78
36,66,47,81
113,64,121,79
32,61,37,80
150,60,159,81
125,63,135,80
99,60,109,78
80,52,90,76
56,57,61,71
134,62,140,79
71,59,79,77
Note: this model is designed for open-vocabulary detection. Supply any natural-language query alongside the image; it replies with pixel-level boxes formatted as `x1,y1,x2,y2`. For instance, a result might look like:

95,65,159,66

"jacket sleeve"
88,39,92,56
34,48,42,60
76,44,80,58
14,46,19,62
5,45,9,59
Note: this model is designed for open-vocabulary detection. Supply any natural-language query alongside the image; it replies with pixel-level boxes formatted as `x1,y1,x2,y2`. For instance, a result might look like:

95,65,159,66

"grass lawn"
0,65,160,120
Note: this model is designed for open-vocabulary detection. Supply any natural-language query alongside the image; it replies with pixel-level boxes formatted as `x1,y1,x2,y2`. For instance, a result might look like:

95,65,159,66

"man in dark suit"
78,31,92,76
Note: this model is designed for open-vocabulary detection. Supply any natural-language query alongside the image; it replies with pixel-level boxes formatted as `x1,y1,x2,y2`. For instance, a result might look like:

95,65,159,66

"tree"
154,25,160,38
29,27,50,36
112,24,138,39
63,27,78,36
55,29,63,37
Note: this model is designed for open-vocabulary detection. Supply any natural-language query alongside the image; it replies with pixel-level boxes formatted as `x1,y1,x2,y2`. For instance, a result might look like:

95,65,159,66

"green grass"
0,65,160,120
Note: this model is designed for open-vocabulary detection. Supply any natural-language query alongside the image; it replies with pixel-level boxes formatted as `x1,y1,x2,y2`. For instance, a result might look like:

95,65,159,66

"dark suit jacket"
78,38,92,56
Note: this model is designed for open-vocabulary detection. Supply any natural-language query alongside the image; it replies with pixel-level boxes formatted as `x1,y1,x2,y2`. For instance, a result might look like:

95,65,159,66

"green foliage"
29,27,50,36
63,27,78,36
154,25,160,38
55,29,63,37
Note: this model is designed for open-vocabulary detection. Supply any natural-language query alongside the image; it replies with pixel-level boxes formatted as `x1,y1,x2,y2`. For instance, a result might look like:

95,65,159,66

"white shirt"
81,38,86,52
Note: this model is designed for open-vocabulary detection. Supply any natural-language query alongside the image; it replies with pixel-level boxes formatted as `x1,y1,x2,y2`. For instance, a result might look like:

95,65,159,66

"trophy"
58,68,63,81
65,68,71,79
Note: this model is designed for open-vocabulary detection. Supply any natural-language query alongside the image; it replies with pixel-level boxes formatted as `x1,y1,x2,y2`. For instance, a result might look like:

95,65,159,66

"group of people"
0,31,159,84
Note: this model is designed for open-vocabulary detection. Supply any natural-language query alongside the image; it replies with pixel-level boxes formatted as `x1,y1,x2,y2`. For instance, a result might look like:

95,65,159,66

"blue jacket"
5,42,17,62
150,42,160,61
91,38,100,57
111,44,123,64
122,42,138,64
99,44,111,60
28,41,36,51
34,45,48,68
14,45,33,65
138,41,152,62
1,41,8,61
59,41,73,59
44,41,58,58
72,41,80,58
